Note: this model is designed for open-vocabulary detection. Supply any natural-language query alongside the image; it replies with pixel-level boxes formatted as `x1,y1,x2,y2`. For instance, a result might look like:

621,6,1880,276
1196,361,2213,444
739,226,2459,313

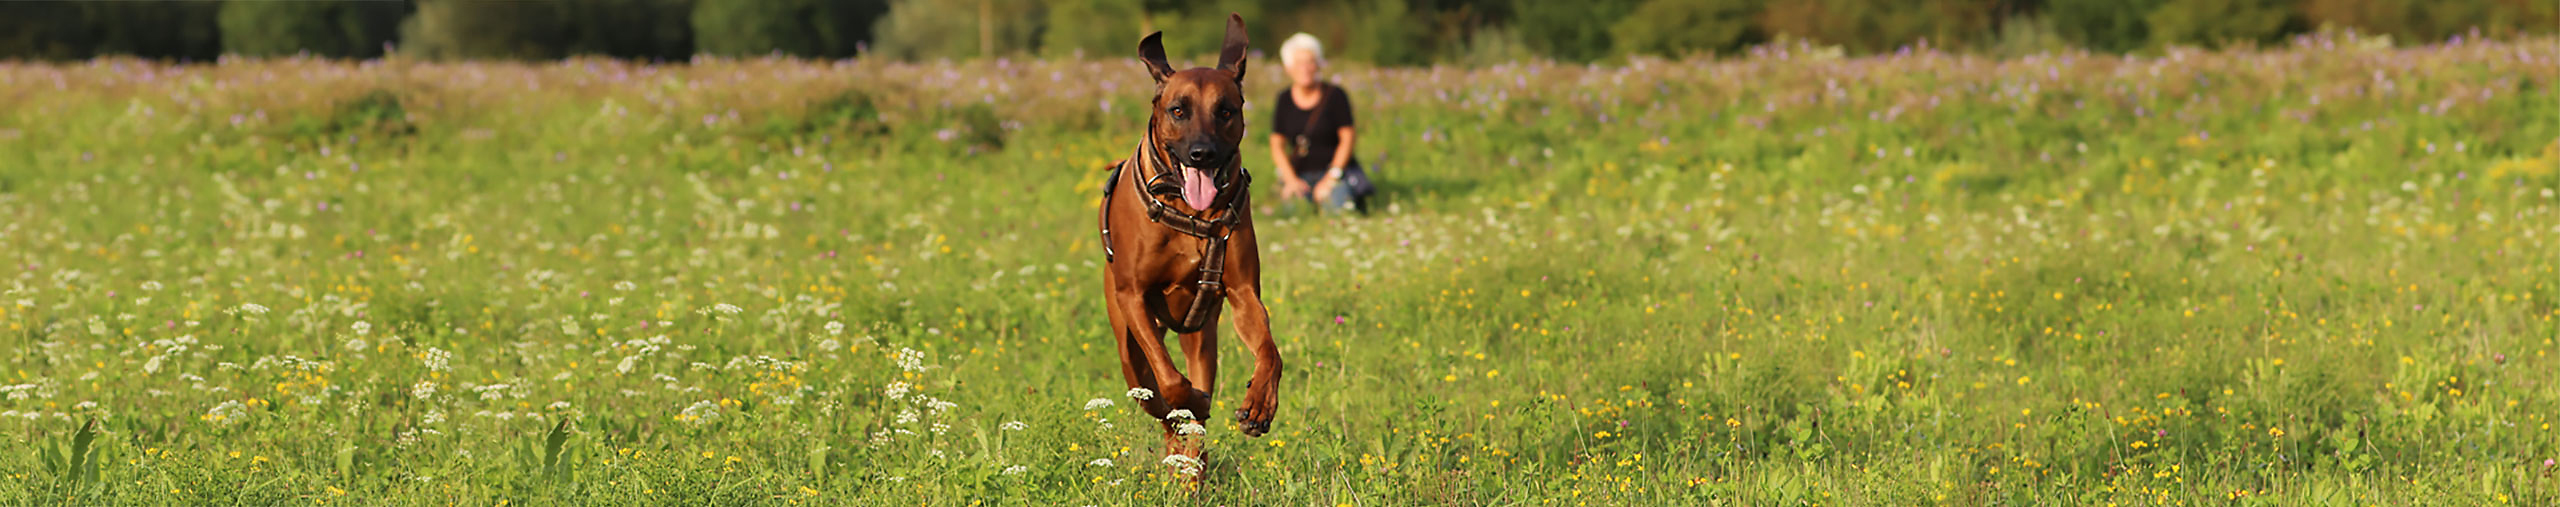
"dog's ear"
1216,13,1249,85
1137,32,1176,85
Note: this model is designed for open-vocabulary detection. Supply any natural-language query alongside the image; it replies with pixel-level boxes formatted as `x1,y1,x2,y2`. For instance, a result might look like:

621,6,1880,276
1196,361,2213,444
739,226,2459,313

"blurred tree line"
0,0,2550,63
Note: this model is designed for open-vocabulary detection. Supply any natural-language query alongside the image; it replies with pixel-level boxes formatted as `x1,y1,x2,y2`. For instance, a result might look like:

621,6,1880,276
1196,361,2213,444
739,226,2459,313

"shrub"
217,1,405,58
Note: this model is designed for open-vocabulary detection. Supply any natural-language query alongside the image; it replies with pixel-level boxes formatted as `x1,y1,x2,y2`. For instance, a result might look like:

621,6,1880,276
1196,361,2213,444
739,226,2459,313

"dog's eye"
1217,107,1234,121
1169,105,1187,119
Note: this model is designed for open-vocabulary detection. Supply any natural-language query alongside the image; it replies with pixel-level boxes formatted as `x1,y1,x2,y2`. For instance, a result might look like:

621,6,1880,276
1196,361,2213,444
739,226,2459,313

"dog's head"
1139,14,1249,211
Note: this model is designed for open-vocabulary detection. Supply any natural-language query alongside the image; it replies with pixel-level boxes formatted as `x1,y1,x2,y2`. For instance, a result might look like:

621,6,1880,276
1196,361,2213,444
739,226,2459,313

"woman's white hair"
1280,33,1323,67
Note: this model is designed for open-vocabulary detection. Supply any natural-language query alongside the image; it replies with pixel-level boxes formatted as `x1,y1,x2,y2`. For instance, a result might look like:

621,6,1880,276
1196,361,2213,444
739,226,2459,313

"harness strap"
1103,119,1250,334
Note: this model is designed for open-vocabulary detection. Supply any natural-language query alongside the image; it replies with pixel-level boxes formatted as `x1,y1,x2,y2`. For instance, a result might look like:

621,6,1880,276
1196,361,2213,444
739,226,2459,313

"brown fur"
1097,14,1281,464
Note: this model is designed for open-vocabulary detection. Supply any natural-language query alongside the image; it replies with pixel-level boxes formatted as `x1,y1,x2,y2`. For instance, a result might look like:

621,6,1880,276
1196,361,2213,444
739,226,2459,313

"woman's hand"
1310,175,1337,201
1280,177,1313,199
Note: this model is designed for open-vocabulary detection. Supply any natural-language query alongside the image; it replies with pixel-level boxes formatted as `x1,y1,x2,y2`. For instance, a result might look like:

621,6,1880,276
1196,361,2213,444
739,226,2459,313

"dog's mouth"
1180,165,1218,211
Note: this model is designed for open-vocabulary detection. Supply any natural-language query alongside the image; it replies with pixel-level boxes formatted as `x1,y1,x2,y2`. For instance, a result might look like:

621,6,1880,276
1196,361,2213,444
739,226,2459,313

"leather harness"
1099,120,1251,334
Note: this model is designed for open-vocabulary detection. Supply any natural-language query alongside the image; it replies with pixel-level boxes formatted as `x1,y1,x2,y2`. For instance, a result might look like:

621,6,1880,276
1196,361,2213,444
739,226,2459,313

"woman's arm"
1324,126,1356,179
1270,133,1308,197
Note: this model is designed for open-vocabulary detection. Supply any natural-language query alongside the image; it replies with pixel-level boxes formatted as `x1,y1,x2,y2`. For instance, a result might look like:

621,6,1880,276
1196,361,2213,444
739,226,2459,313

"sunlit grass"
0,34,2555,504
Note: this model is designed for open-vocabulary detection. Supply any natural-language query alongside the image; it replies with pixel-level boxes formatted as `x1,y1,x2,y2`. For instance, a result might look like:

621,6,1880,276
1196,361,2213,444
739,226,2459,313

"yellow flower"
801,486,821,496
1593,431,1611,439
2130,441,2149,449
2268,427,2285,438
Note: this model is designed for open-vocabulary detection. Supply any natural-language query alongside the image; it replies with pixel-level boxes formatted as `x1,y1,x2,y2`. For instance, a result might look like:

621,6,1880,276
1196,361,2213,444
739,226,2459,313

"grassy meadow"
1,33,2557,504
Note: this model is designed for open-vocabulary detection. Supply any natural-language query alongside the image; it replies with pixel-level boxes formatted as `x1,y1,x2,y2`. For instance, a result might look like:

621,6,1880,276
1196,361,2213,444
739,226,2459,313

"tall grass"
0,33,2554,504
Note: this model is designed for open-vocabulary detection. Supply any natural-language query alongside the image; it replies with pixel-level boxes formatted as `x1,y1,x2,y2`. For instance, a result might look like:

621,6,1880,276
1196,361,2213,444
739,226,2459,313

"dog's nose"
1186,146,1217,166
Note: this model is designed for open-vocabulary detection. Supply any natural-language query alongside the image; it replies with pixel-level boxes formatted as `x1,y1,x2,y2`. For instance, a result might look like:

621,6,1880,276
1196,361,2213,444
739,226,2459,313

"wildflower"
423,409,445,425
824,321,845,335
1001,420,1028,431
203,400,247,425
1162,454,1203,476
894,348,928,372
883,381,912,400
421,348,452,372
351,321,372,335
1127,387,1155,400
1087,458,1113,467
1001,465,1029,476
411,381,436,400
236,303,269,316
1165,409,1195,421
343,338,368,352
679,400,721,425
817,338,842,352
613,281,636,291
1083,398,1115,410
1176,422,1206,435
711,303,742,315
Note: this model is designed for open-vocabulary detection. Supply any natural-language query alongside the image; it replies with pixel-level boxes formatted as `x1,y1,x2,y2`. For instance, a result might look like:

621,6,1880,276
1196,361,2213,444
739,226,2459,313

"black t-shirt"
1270,83,1358,179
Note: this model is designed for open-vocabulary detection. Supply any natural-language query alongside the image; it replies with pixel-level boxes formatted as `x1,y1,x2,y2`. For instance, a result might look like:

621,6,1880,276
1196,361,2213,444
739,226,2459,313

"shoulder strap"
1297,84,1329,139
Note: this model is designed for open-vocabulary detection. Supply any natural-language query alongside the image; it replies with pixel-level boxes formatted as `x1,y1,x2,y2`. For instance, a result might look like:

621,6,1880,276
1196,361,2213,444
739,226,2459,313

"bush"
399,0,573,60
2144,0,2294,48
1509,0,1640,62
1610,0,1764,58
1039,0,1145,59
692,0,885,58
2300,0,2556,42
218,1,406,58
2047,0,2161,52
1760,0,1998,54
870,0,1044,60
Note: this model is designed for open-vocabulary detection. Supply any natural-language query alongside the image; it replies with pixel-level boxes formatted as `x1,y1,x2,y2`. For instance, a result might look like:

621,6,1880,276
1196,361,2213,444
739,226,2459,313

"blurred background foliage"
0,0,2551,63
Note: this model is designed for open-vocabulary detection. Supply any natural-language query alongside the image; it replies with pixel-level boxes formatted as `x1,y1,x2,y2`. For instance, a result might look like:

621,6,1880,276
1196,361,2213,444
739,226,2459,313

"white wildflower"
882,381,911,400
824,321,845,335
411,380,436,400
712,303,742,315
1087,458,1114,467
1082,398,1115,410
344,338,369,352
1001,465,1029,476
615,355,639,374
421,347,452,372
893,348,927,372
679,400,721,425
1126,387,1155,400
423,408,446,425
1001,420,1027,431
236,303,269,316
350,321,372,335
1162,454,1203,476
1164,409,1195,421
613,281,637,291
203,400,247,425
817,338,842,352
1176,421,1207,435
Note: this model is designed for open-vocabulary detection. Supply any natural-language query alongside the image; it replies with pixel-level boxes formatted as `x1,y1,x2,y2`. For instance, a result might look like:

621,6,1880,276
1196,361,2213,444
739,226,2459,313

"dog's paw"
1232,408,1272,437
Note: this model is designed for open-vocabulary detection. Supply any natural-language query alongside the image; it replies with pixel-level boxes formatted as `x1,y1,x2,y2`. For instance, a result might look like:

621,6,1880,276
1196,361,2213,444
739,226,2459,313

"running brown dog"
1095,13,1281,462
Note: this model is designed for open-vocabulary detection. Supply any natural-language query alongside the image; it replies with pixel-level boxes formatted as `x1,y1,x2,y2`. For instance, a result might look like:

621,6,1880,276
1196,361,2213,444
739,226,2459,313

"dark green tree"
219,1,407,58
693,0,887,58
1610,0,1764,58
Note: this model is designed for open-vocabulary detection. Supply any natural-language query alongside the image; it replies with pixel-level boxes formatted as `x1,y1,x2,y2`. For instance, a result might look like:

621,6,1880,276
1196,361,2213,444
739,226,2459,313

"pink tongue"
1181,166,1216,211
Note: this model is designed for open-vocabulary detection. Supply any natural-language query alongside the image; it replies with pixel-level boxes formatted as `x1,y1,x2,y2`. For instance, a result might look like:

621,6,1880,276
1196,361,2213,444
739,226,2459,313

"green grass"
1,35,2557,505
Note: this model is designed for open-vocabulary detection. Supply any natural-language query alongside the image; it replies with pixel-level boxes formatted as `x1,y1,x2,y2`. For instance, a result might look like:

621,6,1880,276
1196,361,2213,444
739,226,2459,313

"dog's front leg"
1224,281,1281,437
